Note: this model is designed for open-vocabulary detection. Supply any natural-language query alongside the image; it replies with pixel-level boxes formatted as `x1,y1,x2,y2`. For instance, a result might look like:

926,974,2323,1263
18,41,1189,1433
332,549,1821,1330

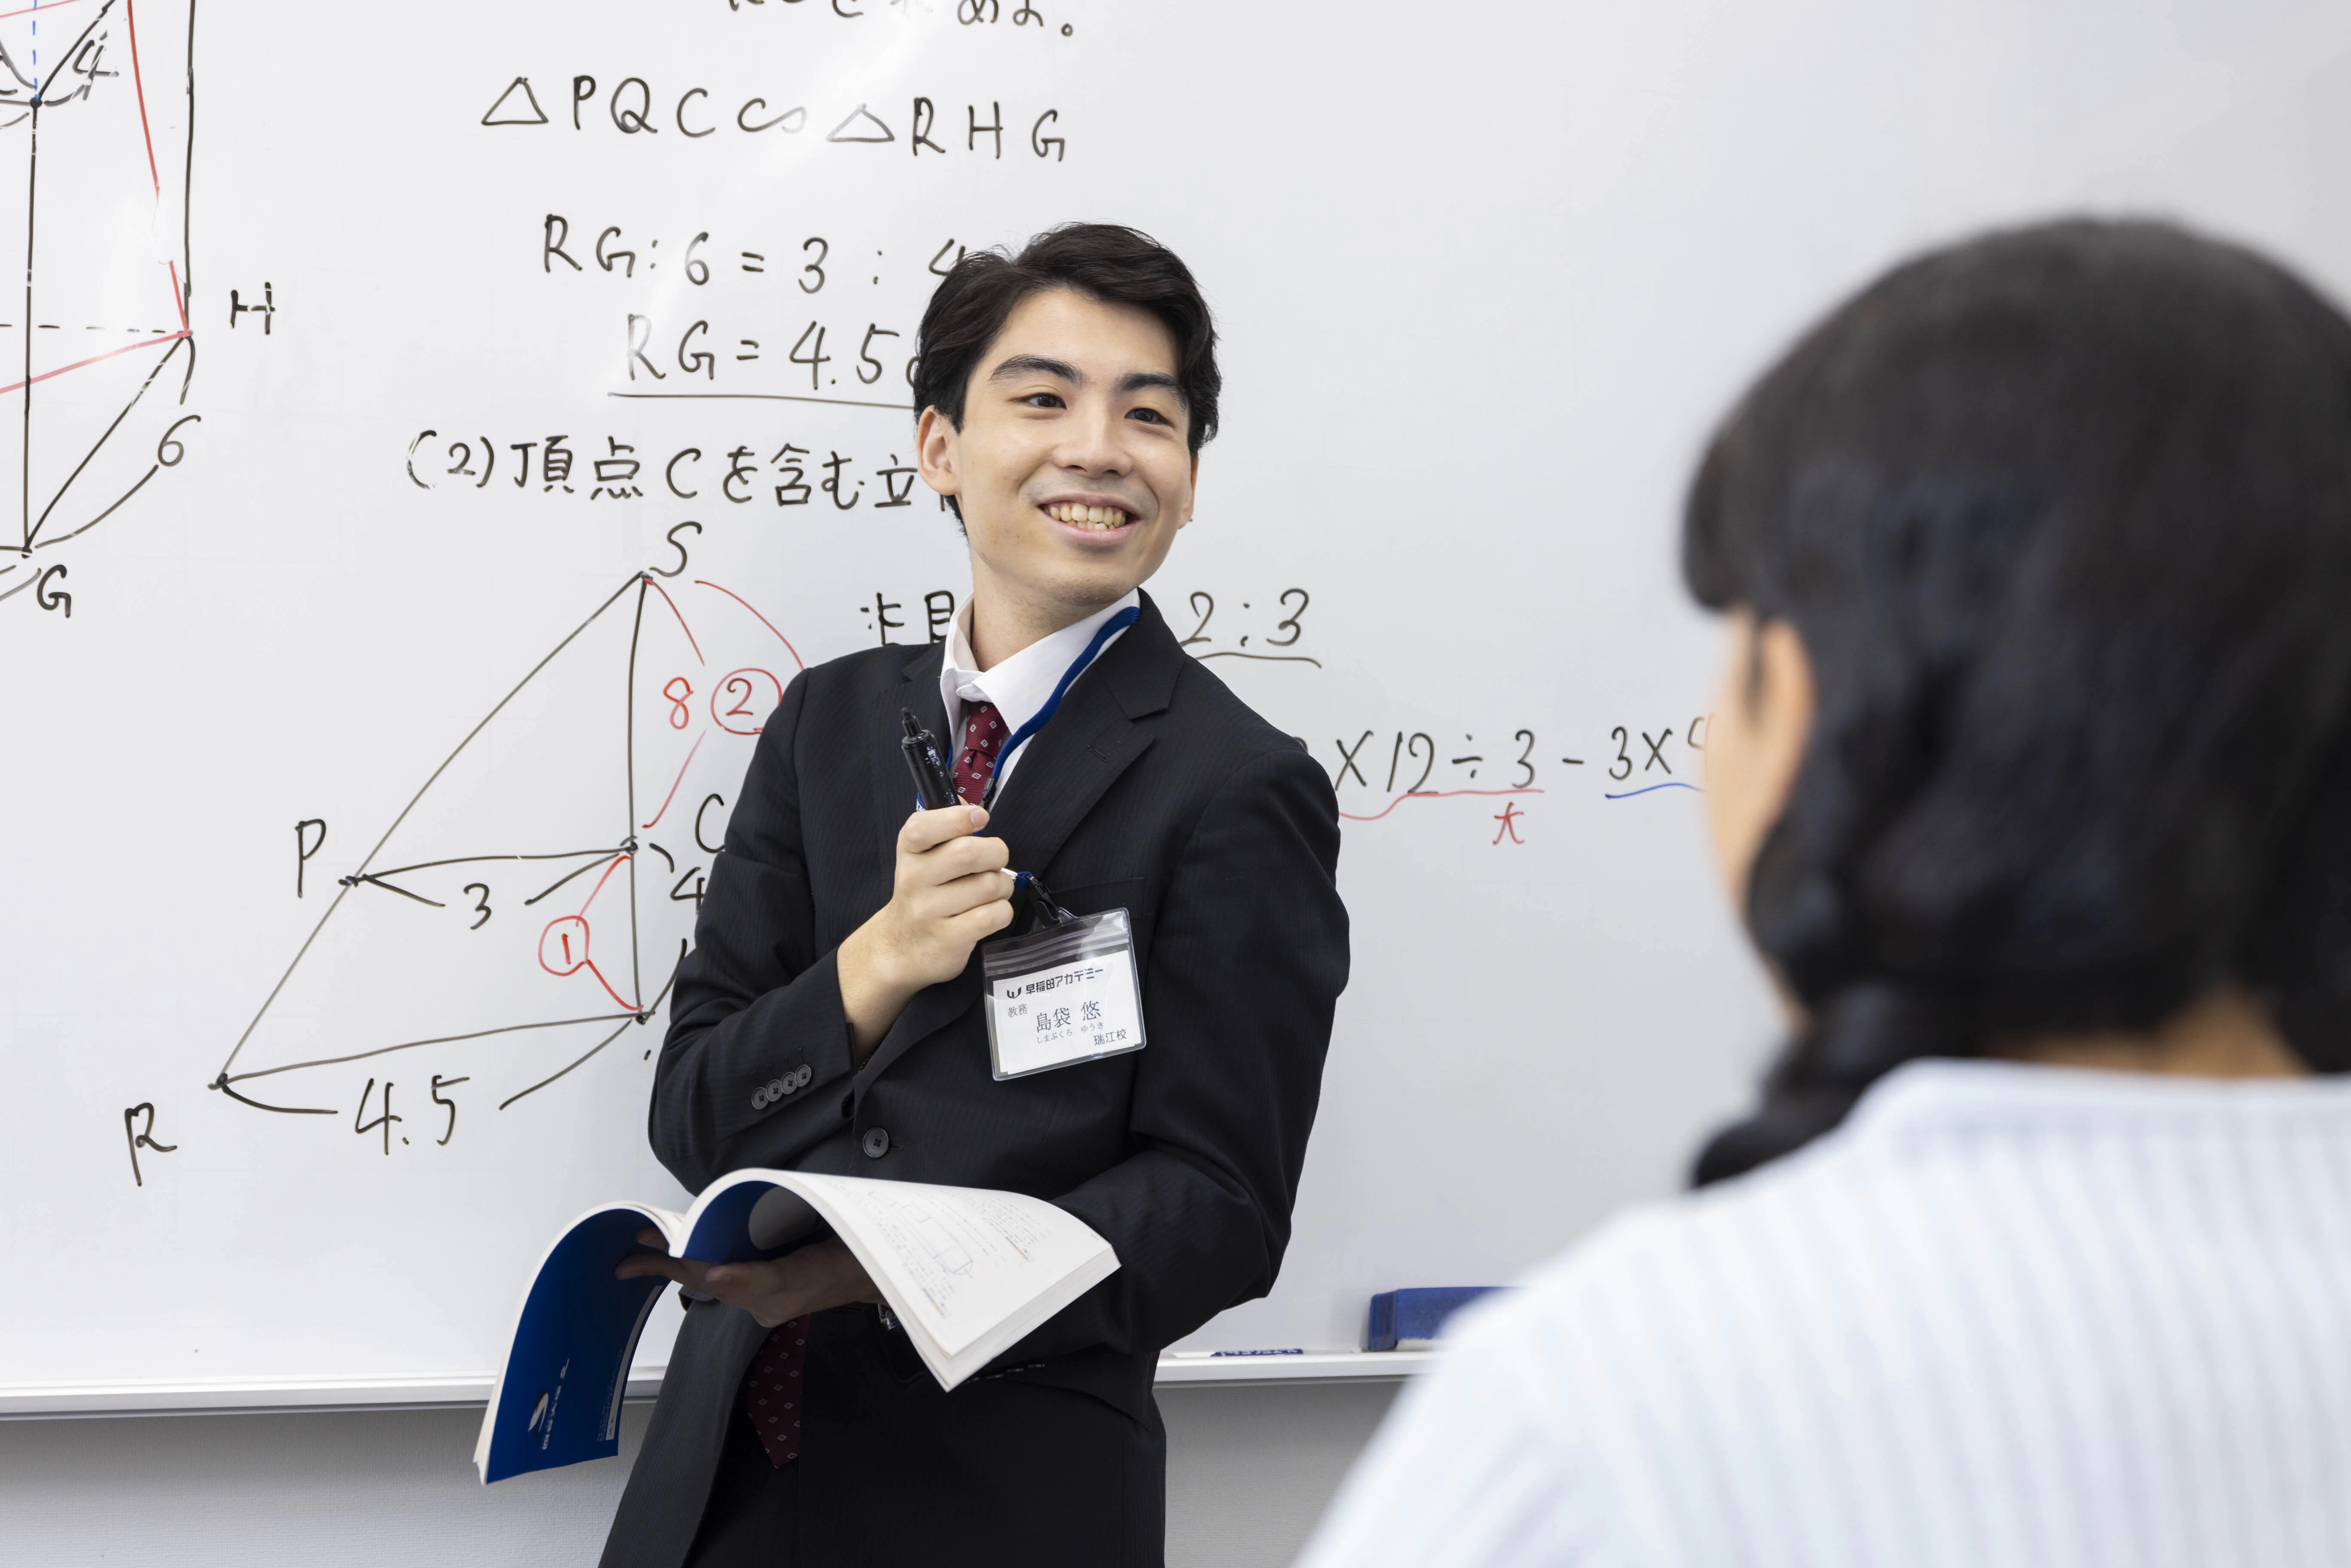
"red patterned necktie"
954,700,1007,805
740,1315,809,1467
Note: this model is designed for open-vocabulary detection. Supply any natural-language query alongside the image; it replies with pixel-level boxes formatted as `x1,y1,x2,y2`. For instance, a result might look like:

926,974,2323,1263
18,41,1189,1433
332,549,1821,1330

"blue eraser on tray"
1365,1286,1505,1351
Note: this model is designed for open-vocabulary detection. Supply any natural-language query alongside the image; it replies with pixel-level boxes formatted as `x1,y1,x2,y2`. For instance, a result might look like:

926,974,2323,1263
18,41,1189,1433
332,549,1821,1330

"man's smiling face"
917,286,1198,641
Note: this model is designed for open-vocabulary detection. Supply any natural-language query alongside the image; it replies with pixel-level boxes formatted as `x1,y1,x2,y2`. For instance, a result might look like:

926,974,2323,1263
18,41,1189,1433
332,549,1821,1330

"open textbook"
473,1170,1118,1483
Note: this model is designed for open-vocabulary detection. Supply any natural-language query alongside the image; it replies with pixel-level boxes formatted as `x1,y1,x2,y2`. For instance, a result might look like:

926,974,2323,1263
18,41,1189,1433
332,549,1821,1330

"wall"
0,1381,1400,1568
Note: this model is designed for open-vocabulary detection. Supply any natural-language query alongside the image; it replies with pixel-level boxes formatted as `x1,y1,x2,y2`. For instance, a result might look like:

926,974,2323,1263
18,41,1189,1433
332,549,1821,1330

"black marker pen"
900,709,961,811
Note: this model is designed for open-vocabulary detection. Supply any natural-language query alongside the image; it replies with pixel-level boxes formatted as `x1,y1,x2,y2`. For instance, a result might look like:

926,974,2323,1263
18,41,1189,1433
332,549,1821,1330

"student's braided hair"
1685,219,2351,1185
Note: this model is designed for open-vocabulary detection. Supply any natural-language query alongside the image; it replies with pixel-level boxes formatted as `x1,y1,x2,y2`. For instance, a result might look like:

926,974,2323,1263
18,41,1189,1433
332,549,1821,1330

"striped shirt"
1296,1059,2351,1568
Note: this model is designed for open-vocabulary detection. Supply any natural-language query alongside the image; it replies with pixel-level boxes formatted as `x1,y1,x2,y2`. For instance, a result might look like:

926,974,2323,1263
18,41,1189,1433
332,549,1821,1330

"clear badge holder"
980,905,1147,1081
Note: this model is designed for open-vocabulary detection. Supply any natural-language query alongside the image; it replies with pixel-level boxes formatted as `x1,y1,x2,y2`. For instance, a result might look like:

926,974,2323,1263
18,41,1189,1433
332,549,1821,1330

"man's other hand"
614,1232,882,1328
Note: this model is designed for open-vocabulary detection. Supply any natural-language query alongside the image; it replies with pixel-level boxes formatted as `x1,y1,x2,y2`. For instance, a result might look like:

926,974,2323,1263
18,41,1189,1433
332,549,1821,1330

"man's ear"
1179,452,1199,528
916,407,961,502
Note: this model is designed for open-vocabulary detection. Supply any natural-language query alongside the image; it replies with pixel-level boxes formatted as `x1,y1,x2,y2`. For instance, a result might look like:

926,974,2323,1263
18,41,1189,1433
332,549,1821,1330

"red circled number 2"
711,668,783,736
663,677,694,729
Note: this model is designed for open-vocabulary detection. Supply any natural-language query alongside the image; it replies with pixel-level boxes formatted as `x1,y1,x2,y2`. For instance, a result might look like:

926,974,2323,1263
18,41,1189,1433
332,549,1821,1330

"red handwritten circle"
710,668,784,736
538,915,591,976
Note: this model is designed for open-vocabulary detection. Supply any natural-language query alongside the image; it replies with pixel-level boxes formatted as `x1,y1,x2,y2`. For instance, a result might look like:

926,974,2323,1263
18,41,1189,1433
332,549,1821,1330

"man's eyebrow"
987,353,1082,385
1117,370,1188,405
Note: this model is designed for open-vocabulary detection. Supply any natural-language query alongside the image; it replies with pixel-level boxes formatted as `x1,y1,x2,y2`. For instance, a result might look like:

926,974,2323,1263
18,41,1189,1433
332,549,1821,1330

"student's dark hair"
1685,218,2351,1185
913,223,1220,519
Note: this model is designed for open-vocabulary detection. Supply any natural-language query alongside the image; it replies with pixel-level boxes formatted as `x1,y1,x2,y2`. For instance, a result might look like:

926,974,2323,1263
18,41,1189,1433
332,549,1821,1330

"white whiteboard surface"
7,0,2351,1407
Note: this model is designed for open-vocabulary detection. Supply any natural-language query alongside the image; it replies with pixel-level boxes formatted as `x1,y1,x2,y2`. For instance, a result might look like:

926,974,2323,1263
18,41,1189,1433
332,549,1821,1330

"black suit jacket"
602,592,1348,1565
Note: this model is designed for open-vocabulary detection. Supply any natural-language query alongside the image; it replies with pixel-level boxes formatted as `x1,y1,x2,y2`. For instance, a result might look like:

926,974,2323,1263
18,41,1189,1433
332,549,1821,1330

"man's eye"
1021,393,1065,409
1128,407,1169,425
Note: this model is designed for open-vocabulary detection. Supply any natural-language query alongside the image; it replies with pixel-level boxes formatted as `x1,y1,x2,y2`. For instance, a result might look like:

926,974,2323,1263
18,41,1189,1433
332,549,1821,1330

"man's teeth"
1046,503,1132,529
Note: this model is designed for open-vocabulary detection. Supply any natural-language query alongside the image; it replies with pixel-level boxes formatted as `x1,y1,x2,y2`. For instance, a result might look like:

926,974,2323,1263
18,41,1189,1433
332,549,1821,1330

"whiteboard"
8,0,2351,1401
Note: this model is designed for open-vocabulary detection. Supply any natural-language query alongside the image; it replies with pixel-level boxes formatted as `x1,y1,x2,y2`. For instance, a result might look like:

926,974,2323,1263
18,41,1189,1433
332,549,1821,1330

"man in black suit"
601,224,1350,1567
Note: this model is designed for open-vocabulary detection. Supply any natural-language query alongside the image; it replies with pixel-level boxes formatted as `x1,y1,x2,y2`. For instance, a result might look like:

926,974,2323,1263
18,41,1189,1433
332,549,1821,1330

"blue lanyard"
979,605,1139,809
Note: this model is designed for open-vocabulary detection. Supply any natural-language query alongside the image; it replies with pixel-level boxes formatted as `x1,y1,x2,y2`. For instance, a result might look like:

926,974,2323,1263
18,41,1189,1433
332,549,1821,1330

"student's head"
1685,219,2351,1183
913,223,1218,622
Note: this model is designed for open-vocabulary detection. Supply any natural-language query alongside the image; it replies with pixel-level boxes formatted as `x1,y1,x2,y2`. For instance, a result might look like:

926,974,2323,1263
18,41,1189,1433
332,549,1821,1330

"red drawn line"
641,573,704,664
583,960,639,1014
578,851,630,918
123,0,159,198
0,0,92,21
0,329,188,397
167,261,186,333
640,731,707,829
695,578,804,671
1340,787,1545,824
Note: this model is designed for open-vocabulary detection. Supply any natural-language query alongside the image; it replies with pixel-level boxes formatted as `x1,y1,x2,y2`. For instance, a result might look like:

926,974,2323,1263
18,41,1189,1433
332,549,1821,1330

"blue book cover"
474,1170,1117,1483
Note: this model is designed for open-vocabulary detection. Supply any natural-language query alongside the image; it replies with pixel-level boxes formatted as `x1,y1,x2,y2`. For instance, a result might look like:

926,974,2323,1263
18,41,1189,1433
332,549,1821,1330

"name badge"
981,908,1146,1081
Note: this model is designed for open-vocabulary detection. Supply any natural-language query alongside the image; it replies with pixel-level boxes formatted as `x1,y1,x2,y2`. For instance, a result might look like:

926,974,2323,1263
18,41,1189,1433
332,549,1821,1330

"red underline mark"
578,852,630,918
0,329,188,397
640,731,707,829
641,573,704,665
695,578,804,671
123,0,158,198
1340,787,1545,824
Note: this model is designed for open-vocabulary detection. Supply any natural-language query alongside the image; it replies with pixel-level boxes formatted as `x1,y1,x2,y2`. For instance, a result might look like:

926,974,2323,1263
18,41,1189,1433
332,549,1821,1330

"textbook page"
790,1174,1114,1362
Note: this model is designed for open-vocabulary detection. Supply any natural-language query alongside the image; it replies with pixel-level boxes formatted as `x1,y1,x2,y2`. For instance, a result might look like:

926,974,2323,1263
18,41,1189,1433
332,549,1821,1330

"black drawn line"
607,391,912,412
625,577,646,1015
34,2,122,111
181,0,195,321
209,1074,335,1115
225,1013,640,1086
342,872,444,908
498,1018,634,1111
825,103,892,143
216,574,642,1081
23,89,36,550
7,0,197,568
1193,651,1323,668
29,460,155,548
481,76,546,126
26,333,188,546
0,569,34,604
502,941,687,1110
523,849,622,907
366,846,618,881
349,574,642,874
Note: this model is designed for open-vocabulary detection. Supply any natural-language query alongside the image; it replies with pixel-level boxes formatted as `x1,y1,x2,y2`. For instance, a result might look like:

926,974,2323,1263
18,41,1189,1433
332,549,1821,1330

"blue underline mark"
1603,781,1703,800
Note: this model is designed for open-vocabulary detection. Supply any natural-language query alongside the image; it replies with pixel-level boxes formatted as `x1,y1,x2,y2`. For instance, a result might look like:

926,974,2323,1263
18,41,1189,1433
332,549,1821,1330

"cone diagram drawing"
0,0,198,612
213,570,804,1119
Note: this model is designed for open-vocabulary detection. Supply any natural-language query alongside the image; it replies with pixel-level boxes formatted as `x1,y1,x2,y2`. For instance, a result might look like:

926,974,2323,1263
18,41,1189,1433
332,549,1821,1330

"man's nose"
1054,404,1131,474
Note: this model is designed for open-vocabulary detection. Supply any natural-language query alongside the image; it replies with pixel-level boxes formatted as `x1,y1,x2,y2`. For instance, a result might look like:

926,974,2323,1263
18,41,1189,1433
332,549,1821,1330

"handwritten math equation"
543,219,974,299
407,429,934,511
482,74,1069,161
615,312,917,395
1320,717,1710,836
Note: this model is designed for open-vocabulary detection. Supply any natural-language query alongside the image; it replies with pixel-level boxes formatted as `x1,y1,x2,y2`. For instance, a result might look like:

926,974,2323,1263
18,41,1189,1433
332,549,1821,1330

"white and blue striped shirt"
1298,1060,2351,1568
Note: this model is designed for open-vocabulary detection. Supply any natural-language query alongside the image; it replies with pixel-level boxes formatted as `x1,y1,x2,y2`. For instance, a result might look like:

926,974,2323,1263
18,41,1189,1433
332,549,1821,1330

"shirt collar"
1841,1055,2351,1149
938,588,1142,743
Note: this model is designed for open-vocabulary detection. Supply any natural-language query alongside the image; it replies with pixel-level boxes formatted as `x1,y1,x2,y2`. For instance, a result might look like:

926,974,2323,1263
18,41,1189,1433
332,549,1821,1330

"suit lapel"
855,594,1185,1089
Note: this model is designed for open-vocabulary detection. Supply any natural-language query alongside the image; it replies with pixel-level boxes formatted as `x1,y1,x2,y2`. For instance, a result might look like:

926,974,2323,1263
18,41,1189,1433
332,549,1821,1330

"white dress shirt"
1298,1058,2351,1568
937,589,1138,801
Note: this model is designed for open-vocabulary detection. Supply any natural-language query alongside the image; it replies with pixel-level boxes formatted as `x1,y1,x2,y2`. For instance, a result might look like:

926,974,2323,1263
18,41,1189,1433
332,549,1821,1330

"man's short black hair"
913,223,1221,470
